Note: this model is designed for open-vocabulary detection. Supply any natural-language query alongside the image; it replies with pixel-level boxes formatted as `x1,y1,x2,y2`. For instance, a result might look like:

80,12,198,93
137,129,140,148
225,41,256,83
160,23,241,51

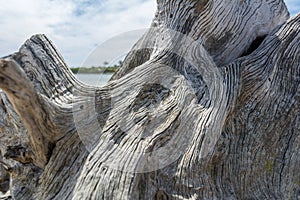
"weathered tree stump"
0,0,299,199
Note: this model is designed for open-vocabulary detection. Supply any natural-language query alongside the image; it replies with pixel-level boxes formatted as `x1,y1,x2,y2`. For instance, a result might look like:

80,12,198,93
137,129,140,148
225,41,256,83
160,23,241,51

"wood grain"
0,0,299,199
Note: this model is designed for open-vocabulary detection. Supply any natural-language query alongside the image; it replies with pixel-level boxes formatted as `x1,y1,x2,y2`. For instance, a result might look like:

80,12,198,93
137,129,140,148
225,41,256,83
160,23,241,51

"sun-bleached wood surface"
0,0,299,199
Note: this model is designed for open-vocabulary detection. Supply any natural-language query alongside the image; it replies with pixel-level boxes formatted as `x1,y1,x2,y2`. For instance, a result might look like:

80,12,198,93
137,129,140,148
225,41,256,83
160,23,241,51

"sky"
0,0,299,67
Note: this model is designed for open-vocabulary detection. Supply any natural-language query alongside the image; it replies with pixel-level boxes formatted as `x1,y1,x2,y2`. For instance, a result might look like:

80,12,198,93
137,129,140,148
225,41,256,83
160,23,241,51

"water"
75,73,113,86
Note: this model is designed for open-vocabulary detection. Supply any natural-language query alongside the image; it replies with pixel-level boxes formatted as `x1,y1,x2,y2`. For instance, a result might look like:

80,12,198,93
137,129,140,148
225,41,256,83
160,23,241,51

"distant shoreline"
70,66,118,74
73,72,115,74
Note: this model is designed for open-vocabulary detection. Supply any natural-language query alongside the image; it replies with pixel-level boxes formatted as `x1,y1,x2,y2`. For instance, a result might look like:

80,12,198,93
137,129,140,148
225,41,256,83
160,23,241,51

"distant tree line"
70,61,122,74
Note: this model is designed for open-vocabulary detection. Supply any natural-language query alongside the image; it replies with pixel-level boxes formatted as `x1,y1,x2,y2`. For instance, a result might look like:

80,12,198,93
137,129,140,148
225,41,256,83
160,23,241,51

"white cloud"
0,0,156,67
0,0,299,67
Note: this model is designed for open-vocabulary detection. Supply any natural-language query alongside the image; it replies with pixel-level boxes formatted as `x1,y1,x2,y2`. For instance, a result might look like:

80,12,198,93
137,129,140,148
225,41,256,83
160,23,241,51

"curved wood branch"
112,0,289,79
0,0,299,199
0,59,63,167
0,34,112,169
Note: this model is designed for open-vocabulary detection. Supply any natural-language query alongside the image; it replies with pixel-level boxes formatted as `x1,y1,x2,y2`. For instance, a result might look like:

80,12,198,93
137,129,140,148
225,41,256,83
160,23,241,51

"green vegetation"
70,66,118,74
71,61,122,74
266,160,273,173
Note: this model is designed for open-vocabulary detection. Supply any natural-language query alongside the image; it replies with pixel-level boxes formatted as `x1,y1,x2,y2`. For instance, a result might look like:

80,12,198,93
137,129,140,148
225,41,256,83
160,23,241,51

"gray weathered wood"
0,0,299,199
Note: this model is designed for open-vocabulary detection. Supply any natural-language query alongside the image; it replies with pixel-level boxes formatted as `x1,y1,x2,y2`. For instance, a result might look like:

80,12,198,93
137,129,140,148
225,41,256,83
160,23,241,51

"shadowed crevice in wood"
212,13,300,199
240,35,267,57
4,145,34,164
0,0,299,200
0,156,10,195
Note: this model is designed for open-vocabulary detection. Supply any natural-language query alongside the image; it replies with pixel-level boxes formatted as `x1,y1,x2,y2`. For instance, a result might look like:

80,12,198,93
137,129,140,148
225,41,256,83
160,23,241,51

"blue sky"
0,0,299,67
286,0,300,16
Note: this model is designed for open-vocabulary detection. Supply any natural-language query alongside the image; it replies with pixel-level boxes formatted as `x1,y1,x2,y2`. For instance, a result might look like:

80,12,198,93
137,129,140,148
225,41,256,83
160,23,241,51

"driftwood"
0,0,299,199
